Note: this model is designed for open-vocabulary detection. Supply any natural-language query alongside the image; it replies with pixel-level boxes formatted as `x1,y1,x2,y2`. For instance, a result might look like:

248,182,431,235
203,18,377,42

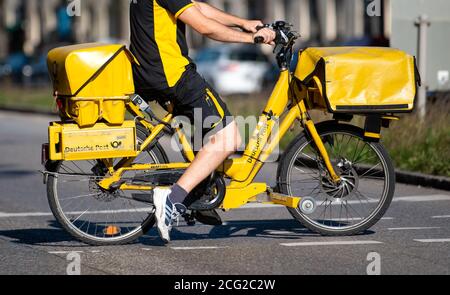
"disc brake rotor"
320,159,359,200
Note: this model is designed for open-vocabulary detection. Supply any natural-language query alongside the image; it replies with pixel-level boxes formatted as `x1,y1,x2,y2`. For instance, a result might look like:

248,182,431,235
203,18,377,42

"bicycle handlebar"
253,21,300,69
253,22,299,45
254,25,271,44
254,36,265,44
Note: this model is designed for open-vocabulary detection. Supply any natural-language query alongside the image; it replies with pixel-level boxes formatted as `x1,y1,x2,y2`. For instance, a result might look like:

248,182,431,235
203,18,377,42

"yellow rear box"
294,47,420,113
47,43,139,127
48,121,138,161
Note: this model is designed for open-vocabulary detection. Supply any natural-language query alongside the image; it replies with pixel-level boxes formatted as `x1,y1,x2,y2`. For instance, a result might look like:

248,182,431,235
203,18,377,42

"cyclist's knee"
209,121,241,152
233,125,243,151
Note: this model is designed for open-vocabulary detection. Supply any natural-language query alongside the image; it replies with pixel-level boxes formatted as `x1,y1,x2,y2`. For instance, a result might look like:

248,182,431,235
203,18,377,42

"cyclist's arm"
193,1,261,32
178,6,274,44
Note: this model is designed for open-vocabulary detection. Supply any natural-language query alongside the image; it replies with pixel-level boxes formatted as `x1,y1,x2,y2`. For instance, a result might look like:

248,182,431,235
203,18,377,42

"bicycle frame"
97,70,341,210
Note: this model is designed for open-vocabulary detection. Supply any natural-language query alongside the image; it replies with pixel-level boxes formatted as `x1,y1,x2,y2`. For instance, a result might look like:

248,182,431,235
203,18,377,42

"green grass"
382,100,450,177
225,94,450,178
0,85,54,111
1,85,448,177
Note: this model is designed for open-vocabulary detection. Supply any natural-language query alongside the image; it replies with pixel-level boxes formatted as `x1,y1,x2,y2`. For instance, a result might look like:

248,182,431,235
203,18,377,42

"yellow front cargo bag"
47,43,139,127
294,47,420,113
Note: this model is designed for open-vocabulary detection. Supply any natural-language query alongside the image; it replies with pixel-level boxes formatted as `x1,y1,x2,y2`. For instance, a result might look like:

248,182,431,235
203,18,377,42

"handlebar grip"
254,36,265,44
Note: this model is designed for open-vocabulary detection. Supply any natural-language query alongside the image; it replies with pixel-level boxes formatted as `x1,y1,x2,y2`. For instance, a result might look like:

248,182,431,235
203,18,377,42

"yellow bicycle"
42,22,419,245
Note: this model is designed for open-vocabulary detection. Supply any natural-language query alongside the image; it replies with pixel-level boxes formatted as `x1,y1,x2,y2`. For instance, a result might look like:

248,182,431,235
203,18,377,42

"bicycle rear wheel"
46,126,168,245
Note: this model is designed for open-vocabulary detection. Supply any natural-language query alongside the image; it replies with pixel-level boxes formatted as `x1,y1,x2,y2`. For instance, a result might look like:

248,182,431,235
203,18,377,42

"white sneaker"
152,188,186,243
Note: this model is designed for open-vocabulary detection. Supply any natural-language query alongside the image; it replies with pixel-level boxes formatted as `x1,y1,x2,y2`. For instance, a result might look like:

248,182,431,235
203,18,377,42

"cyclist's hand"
253,28,276,45
242,20,264,33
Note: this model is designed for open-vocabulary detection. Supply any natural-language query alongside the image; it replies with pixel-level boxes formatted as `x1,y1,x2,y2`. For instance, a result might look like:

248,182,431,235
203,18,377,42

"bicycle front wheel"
278,123,395,236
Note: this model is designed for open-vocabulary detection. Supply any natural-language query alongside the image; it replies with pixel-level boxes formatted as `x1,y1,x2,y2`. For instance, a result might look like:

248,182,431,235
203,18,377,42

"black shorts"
136,65,233,138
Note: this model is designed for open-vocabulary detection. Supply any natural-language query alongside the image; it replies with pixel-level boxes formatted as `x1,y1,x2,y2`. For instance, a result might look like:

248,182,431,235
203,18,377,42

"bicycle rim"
286,130,392,232
49,142,161,243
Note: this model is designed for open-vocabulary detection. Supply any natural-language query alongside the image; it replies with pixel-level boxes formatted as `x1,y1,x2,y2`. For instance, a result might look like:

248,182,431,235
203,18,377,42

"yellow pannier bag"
47,43,139,127
294,47,420,113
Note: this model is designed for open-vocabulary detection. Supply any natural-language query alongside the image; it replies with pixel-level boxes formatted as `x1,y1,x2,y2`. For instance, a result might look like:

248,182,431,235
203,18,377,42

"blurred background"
0,0,391,88
0,0,448,177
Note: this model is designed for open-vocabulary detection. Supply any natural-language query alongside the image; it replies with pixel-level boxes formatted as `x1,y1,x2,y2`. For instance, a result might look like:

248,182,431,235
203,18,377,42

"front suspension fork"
304,120,341,183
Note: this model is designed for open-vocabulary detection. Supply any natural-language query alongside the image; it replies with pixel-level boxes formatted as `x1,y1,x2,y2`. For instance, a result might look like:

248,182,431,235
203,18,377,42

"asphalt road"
0,111,449,275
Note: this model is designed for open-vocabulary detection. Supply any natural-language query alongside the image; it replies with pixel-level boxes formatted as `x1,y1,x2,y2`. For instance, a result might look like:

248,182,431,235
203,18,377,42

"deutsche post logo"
110,141,122,149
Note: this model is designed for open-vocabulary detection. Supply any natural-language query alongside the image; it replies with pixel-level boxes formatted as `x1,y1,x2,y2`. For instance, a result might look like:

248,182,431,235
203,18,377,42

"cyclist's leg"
177,121,240,192
172,69,241,194
151,69,240,240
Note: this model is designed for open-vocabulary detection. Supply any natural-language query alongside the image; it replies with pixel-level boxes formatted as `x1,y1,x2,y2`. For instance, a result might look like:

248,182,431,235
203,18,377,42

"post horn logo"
110,141,123,149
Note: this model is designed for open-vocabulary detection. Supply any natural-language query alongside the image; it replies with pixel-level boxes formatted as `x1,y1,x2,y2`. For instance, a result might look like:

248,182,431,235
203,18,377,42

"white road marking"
330,217,394,221
414,238,450,243
338,217,393,221
67,208,153,215
240,195,450,208
0,194,449,218
221,220,298,226
0,212,53,217
0,208,153,218
388,227,441,231
395,195,450,202
432,215,450,219
241,203,282,209
266,230,301,235
218,218,393,228
170,246,229,250
48,250,83,254
280,240,383,247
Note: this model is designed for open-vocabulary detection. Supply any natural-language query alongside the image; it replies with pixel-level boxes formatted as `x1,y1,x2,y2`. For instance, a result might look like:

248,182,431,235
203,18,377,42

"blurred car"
0,53,29,83
22,53,50,86
194,45,270,95
21,43,72,87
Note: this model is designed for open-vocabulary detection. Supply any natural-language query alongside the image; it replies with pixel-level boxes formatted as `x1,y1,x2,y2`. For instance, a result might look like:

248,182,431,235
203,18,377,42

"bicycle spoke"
60,192,102,201
351,139,361,162
50,142,162,243
286,129,391,233
359,163,382,178
344,200,363,219
71,208,91,224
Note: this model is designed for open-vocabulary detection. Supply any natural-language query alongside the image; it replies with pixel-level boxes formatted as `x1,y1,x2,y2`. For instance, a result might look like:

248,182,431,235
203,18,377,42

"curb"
395,170,450,191
1,106,449,192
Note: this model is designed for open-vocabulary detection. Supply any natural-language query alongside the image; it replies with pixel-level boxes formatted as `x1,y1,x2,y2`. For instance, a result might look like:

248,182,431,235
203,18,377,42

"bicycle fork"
305,120,341,183
295,96,341,184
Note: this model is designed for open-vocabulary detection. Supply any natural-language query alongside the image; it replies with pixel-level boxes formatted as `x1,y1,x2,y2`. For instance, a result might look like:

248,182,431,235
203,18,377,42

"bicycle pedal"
183,213,196,226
